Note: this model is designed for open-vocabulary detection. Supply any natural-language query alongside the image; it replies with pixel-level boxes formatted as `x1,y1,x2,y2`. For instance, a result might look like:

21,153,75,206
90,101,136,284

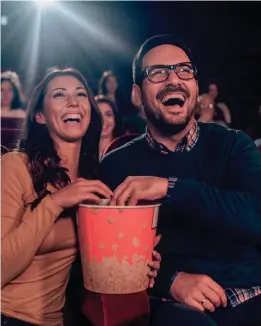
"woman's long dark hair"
95,95,124,138
19,68,102,208
98,70,117,96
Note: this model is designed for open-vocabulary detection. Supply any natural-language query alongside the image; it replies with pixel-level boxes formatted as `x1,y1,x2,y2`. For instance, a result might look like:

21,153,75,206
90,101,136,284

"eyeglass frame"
141,62,197,84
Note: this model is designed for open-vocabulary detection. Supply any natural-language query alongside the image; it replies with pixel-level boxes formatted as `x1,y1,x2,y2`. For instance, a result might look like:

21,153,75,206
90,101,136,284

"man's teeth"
162,93,185,104
63,114,82,122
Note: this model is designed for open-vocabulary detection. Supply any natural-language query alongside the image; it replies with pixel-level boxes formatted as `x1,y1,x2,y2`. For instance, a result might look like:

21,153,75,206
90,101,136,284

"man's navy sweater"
100,123,261,298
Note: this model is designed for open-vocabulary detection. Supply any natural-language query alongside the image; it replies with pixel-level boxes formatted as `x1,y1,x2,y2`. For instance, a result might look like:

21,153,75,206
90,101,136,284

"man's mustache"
157,85,190,101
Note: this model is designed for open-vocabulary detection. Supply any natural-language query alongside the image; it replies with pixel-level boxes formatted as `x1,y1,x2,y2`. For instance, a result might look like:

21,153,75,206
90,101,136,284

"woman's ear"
35,112,46,125
131,84,142,109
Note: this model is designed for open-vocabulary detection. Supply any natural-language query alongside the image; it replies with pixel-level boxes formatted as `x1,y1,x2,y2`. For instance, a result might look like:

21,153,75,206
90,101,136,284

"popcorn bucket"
77,202,160,294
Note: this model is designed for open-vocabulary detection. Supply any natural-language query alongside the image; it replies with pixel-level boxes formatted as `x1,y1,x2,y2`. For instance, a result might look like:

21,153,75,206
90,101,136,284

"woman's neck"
106,92,116,103
56,141,81,182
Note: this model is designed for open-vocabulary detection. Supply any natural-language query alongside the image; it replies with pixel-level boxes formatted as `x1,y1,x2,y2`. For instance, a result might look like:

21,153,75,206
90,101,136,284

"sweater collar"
145,119,199,155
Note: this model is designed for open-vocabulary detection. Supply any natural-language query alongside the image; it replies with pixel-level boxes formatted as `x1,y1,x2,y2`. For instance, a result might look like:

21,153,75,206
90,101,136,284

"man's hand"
148,235,162,288
170,272,227,312
110,176,168,206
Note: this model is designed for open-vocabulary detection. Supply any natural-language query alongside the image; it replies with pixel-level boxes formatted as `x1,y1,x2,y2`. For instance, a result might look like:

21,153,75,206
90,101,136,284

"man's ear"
131,84,142,109
196,80,199,96
35,112,46,125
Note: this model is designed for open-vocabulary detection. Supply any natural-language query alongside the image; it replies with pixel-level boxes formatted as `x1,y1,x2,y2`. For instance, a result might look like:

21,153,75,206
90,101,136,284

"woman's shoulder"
1,109,26,118
1,151,28,168
1,152,33,195
15,109,26,117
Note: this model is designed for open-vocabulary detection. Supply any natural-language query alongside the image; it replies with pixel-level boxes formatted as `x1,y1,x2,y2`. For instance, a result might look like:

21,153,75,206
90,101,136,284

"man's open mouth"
161,93,186,107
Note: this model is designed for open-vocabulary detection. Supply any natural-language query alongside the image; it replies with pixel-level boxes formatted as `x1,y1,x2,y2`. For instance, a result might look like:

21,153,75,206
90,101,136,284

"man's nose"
166,69,181,85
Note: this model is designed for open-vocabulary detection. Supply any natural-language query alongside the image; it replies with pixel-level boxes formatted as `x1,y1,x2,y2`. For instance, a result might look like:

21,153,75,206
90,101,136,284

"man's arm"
165,131,261,243
100,151,130,191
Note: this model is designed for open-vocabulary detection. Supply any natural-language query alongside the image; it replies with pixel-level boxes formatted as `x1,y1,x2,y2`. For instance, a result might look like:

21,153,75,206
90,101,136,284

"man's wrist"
169,271,181,297
164,177,178,200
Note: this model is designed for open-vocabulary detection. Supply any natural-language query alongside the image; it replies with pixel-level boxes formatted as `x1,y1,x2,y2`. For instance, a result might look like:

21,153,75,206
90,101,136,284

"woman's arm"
1,153,63,287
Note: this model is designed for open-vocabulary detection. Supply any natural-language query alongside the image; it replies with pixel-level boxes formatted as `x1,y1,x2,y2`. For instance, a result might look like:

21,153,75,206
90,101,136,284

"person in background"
100,34,261,326
197,94,215,123
98,70,146,134
98,70,119,106
207,82,231,125
197,94,227,126
95,95,124,159
1,71,26,118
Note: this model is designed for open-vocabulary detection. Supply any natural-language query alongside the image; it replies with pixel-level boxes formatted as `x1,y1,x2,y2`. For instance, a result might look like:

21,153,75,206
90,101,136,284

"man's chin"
149,116,190,136
160,121,189,136
144,104,195,136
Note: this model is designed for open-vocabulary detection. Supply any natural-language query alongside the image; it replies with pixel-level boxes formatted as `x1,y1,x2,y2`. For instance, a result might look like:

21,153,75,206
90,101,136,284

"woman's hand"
147,235,162,288
50,178,113,209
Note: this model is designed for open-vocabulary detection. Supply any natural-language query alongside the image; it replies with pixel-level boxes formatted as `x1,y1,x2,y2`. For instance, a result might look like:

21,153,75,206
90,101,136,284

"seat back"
254,139,261,153
103,133,141,157
1,117,23,149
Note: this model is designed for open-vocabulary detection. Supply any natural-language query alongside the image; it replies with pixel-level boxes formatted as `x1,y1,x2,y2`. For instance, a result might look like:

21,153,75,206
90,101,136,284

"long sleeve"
1,153,63,288
166,131,261,243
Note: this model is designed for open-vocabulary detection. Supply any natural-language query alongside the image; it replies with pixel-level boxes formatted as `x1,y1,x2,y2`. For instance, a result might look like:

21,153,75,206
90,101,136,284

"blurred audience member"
98,70,119,106
208,82,231,125
197,94,227,126
95,95,124,159
197,94,215,123
1,71,26,118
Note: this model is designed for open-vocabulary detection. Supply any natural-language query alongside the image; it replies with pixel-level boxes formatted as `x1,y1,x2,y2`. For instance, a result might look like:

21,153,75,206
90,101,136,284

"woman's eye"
53,92,65,98
77,92,88,97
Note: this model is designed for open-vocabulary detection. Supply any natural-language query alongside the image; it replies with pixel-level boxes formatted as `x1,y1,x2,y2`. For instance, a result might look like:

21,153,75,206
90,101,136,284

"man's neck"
147,119,195,152
138,108,146,120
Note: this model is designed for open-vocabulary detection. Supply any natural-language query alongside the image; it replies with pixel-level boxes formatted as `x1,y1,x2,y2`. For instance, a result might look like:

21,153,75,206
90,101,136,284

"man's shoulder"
100,135,148,190
199,122,246,142
101,134,147,165
199,122,256,156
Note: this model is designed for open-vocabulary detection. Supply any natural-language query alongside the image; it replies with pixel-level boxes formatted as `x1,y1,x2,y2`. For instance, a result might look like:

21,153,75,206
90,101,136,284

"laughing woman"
1,68,160,326
1,68,112,326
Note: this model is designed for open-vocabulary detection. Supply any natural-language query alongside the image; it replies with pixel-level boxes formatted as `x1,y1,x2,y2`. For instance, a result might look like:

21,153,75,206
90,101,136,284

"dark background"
2,1,261,129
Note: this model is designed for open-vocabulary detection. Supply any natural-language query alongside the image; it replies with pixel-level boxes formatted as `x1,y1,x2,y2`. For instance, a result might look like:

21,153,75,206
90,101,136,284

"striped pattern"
145,119,199,154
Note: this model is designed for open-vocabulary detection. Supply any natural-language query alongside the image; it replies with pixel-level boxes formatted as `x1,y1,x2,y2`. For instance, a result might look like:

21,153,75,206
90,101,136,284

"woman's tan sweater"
1,152,78,325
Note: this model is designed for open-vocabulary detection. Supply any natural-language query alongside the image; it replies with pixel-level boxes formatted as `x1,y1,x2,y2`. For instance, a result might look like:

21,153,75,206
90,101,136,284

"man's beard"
143,104,196,136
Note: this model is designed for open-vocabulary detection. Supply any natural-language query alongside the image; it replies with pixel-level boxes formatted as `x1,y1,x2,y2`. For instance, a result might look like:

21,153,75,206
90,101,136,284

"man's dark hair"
132,34,195,86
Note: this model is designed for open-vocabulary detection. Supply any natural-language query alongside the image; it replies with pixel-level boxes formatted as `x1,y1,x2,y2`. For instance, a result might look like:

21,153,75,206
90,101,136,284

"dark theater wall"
2,1,261,130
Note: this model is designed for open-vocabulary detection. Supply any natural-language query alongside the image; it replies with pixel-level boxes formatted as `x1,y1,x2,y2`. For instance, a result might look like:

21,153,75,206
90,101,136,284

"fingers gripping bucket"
77,203,160,294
